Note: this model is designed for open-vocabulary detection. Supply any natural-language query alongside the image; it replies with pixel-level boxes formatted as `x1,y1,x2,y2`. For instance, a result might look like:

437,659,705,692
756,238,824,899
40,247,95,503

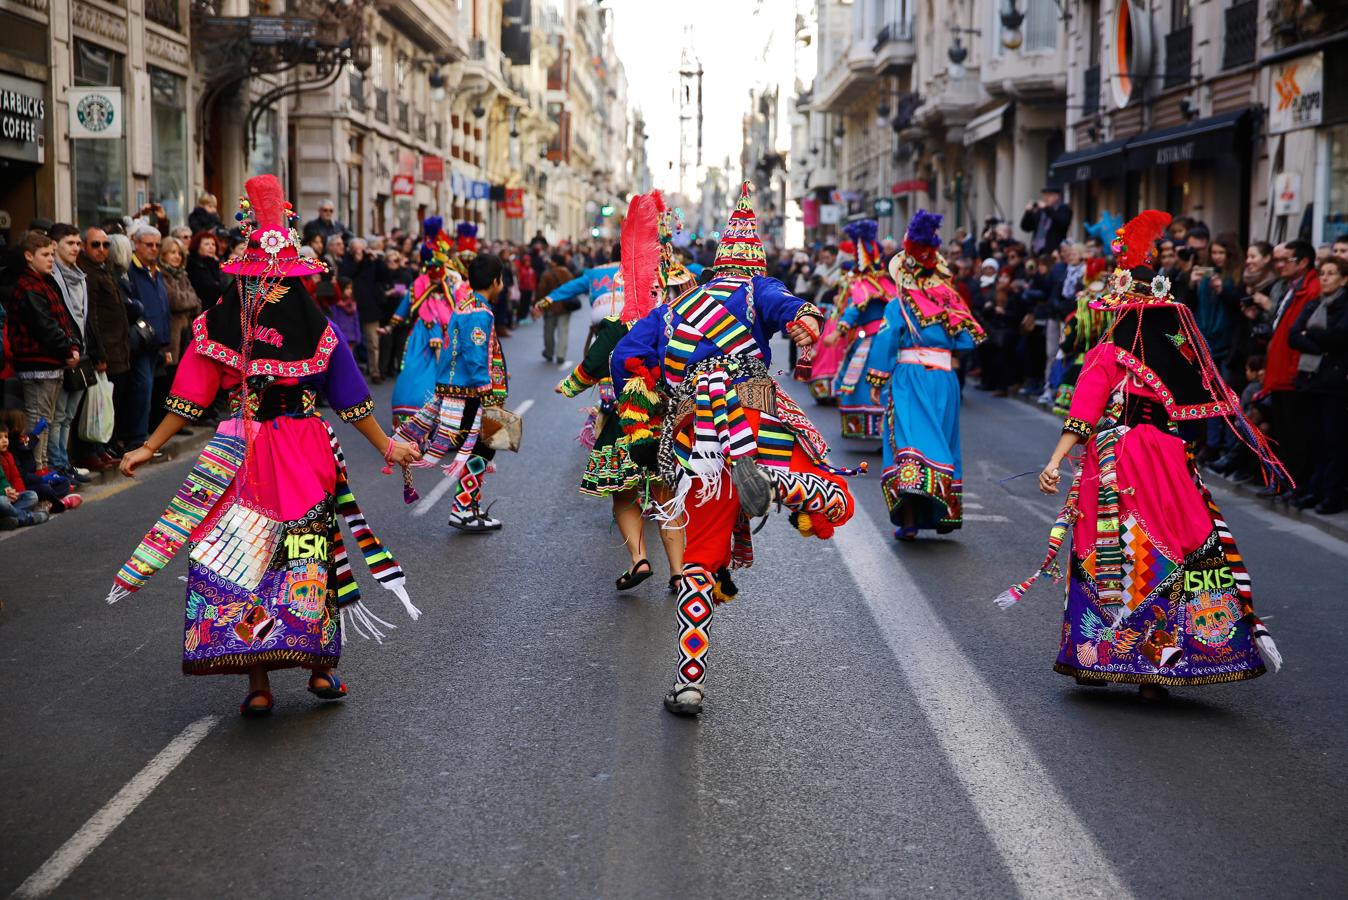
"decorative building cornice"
145,26,190,71
0,0,50,21
73,0,129,47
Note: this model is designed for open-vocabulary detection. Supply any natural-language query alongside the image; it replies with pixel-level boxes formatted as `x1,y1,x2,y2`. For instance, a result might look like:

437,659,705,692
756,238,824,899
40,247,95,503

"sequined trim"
183,648,340,675
865,369,890,387
1053,661,1265,686
336,396,375,423
1115,348,1235,420
1062,416,1094,438
436,383,491,398
191,314,340,378
164,394,207,420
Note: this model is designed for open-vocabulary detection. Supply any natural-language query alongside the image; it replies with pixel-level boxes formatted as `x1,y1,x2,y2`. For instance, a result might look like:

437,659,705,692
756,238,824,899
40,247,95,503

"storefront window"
1324,124,1348,242
150,67,187,226
73,40,125,228
249,107,278,178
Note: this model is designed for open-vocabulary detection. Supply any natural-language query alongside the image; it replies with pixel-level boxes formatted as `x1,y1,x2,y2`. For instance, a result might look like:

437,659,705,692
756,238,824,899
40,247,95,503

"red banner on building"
504,187,525,219
421,155,444,183
392,174,415,197
801,197,819,228
891,179,930,195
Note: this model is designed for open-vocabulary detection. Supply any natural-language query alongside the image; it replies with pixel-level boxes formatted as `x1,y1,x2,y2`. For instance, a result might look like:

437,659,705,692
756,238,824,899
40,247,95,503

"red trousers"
681,409,855,571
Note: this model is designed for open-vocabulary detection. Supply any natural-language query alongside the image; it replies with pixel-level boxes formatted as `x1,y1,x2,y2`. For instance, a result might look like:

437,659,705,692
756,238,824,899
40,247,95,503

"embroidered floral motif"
336,396,375,423
1063,416,1094,438
164,394,207,420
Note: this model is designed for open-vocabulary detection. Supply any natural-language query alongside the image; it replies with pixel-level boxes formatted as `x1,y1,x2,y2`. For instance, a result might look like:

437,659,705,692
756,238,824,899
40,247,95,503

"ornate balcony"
1164,26,1193,89
873,18,915,75
1223,1,1257,70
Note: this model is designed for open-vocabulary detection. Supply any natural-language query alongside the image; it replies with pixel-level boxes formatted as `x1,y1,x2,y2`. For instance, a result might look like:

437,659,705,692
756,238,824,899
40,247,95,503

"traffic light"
600,204,615,218
590,226,601,237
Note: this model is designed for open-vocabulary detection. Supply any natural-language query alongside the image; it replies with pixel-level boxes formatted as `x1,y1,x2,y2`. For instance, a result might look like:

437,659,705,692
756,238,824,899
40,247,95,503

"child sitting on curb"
0,427,49,529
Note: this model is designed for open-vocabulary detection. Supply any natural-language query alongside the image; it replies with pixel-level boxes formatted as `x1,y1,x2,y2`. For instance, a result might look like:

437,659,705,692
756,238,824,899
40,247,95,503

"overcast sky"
607,0,798,195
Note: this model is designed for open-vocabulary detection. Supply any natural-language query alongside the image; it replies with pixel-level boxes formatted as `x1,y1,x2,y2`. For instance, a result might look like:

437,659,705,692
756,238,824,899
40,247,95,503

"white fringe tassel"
992,589,1021,610
105,585,131,606
1255,633,1283,674
389,583,421,621
341,600,397,644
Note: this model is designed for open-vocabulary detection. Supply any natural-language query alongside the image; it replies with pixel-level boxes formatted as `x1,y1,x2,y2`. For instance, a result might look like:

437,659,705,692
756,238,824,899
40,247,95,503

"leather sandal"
663,685,704,717
616,558,653,591
240,689,274,717
307,672,348,700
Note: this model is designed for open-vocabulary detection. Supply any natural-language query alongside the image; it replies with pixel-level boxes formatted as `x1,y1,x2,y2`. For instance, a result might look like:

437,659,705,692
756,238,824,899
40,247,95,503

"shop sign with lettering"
0,73,46,163
1269,53,1323,135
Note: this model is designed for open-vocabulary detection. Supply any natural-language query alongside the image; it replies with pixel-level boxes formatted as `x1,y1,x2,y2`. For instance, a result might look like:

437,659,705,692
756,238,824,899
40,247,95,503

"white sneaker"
72,466,91,477
447,511,492,533
477,511,503,530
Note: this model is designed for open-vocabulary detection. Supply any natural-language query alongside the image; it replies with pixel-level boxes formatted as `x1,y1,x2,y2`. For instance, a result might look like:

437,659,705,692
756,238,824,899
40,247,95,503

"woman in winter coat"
186,231,225,309
159,236,203,365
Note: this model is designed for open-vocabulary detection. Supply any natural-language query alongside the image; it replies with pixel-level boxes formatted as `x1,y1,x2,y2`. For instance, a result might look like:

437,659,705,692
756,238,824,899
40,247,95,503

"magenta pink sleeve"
1064,343,1122,437
163,341,222,420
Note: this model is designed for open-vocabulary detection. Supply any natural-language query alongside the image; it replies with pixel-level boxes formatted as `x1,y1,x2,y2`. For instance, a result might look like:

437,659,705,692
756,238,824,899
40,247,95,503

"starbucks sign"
0,72,45,164
68,87,123,139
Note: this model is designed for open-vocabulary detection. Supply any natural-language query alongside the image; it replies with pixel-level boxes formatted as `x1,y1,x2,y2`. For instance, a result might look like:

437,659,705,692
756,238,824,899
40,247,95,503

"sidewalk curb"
1006,391,1348,544
76,426,215,505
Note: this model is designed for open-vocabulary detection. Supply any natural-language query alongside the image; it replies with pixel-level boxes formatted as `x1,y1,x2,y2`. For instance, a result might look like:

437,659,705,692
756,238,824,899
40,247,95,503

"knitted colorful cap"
712,181,767,275
221,174,325,277
1091,210,1178,311
844,219,882,272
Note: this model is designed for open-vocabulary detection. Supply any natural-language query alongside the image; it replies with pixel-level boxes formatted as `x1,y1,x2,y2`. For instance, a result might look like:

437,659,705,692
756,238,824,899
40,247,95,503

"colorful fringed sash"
106,427,247,603
663,279,761,386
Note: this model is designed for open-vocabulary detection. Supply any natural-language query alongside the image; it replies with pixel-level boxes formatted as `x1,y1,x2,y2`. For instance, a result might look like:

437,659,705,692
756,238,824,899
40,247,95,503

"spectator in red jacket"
0,426,49,528
1260,239,1321,495
3,231,81,474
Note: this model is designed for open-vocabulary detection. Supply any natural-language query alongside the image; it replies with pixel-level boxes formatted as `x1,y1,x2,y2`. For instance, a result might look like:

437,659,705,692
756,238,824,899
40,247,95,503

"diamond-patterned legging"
674,565,715,688
452,454,488,514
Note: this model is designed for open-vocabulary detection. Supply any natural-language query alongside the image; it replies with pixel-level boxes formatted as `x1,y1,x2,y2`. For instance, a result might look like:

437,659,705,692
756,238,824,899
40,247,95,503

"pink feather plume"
620,190,665,324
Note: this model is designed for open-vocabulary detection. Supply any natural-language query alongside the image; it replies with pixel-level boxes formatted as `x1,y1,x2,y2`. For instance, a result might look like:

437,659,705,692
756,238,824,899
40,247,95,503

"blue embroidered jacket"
436,292,505,398
546,263,621,307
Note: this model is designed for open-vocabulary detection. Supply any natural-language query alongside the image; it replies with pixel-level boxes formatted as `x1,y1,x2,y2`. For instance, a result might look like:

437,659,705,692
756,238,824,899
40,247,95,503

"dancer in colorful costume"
395,253,510,533
555,192,685,591
388,217,460,424
611,183,860,717
997,210,1286,700
863,211,985,540
109,175,422,717
1051,277,1112,417
533,244,623,343
818,220,895,439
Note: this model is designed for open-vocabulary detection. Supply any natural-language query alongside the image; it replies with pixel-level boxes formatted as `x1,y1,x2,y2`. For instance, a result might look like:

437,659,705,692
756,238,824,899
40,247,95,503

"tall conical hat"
712,181,767,275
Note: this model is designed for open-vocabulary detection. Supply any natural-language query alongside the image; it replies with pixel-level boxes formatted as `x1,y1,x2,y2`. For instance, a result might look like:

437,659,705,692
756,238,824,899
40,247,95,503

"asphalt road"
2,319,1346,899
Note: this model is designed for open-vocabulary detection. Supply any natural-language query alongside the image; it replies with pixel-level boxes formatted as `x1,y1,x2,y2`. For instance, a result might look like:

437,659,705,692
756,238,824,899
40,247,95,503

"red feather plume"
244,174,287,230
1115,210,1172,269
620,190,665,324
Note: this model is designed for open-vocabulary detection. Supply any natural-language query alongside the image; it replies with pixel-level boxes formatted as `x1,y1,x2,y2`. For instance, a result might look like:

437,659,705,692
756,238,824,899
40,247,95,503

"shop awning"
1047,138,1129,184
963,103,1011,147
1123,109,1253,170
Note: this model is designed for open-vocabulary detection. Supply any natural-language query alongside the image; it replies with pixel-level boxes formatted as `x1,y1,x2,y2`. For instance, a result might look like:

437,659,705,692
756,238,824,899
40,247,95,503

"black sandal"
668,576,680,594
663,685,704,716
616,558,653,591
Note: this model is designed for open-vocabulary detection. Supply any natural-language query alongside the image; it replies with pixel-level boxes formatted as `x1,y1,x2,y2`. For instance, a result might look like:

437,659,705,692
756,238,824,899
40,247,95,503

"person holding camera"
1020,186,1073,256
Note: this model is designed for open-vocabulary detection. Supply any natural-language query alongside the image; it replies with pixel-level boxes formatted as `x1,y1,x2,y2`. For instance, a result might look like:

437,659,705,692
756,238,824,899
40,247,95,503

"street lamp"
948,27,979,80
428,69,446,103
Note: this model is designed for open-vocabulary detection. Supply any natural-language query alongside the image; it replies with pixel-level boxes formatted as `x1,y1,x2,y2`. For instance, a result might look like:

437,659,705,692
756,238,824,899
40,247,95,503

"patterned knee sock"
674,566,715,688
451,455,488,513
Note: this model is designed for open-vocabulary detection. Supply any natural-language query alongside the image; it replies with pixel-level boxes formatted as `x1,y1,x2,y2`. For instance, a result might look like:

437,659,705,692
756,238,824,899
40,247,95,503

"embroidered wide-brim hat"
221,175,326,277
1089,210,1180,311
712,181,767,275
889,209,947,284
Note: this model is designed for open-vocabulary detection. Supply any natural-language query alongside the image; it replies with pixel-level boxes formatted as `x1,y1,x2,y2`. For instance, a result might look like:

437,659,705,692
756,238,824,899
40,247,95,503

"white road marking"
961,513,1010,523
964,502,985,509
834,504,1133,899
12,715,221,899
410,399,534,518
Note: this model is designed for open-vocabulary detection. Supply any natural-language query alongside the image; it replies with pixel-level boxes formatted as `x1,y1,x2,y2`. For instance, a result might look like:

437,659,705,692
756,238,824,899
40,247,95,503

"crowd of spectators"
4,188,1345,530
770,197,1348,516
